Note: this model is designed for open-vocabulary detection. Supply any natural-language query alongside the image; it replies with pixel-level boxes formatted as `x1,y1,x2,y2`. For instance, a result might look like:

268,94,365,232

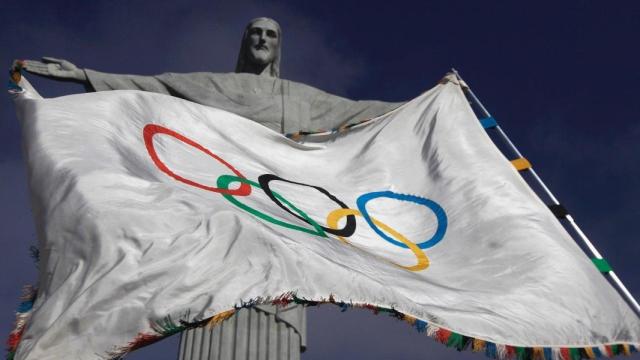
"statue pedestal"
179,305,305,360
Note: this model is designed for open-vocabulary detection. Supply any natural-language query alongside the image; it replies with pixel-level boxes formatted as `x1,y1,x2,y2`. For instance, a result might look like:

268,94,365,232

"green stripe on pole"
591,258,612,273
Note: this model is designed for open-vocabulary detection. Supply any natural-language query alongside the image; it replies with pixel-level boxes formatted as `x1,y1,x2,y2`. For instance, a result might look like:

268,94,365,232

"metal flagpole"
450,68,640,317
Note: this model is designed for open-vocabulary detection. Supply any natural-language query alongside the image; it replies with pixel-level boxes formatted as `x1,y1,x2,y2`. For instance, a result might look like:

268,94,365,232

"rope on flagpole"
450,68,640,317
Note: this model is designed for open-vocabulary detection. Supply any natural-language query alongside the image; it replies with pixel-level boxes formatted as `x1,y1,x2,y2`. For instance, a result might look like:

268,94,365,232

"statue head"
235,17,281,78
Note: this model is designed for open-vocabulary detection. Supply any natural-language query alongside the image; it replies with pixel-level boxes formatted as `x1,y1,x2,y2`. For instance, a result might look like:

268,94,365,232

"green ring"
217,175,327,237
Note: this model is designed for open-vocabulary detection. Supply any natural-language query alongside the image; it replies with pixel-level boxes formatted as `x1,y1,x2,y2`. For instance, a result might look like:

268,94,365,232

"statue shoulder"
152,71,340,103
157,71,236,82
162,72,325,95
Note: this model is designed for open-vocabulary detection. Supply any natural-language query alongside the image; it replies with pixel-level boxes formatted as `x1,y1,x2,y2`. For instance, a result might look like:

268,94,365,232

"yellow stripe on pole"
510,157,531,171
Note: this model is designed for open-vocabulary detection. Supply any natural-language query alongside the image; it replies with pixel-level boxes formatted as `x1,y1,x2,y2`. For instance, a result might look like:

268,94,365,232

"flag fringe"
5,285,37,360
7,60,24,94
98,291,640,360
5,287,639,359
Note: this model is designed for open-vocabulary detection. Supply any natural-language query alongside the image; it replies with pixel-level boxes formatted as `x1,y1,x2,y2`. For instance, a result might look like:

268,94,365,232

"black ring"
258,174,356,237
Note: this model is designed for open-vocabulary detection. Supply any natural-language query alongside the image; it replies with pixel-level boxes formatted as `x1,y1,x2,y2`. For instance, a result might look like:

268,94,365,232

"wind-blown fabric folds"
10,78,639,359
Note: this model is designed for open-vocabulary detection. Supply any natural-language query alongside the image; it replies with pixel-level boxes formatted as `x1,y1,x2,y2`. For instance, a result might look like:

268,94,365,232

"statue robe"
85,70,402,134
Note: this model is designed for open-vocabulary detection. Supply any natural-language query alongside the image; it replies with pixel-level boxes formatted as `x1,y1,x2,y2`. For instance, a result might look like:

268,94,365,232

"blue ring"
356,191,447,249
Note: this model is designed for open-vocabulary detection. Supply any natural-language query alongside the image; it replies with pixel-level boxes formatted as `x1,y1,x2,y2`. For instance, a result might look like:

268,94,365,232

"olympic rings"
258,174,356,237
143,124,251,196
143,124,448,272
357,191,447,250
326,208,429,271
217,175,326,237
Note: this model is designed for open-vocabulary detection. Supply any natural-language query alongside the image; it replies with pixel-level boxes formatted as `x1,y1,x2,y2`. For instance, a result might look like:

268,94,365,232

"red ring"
143,124,251,196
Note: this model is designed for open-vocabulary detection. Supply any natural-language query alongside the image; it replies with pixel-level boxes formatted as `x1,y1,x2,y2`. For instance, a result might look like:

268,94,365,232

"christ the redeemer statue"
21,17,401,360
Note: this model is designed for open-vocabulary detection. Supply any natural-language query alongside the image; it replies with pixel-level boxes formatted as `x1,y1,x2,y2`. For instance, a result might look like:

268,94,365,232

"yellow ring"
326,208,429,271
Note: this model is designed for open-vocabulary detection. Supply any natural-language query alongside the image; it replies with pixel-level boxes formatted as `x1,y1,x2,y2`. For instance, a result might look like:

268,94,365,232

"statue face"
246,19,280,65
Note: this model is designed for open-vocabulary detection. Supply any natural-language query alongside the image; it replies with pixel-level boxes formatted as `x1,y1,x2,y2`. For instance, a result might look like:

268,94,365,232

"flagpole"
451,68,640,317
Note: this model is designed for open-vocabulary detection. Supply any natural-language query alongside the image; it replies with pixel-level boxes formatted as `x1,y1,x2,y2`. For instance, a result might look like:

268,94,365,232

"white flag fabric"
10,76,639,359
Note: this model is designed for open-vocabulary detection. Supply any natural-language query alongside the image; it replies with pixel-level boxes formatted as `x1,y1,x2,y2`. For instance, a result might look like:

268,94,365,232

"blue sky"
1,1,638,359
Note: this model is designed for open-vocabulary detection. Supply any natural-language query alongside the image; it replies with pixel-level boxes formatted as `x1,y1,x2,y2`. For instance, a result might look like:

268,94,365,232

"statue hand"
22,57,87,82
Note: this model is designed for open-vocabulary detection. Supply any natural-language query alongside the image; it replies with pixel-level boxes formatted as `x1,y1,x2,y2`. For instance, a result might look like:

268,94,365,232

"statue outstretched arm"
18,58,171,94
21,57,87,83
13,61,402,134
308,90,403,131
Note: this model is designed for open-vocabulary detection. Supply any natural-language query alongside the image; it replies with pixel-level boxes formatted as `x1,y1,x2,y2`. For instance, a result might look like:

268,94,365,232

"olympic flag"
9,76,639,359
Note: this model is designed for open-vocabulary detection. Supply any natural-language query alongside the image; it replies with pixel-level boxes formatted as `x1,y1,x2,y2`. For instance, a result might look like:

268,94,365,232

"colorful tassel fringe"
101,292,640,360
104,315,188,359
7,60,24,94
5,285,37,360
7,289,639,360
285,117,376,140
205,309,236,328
